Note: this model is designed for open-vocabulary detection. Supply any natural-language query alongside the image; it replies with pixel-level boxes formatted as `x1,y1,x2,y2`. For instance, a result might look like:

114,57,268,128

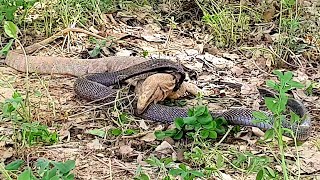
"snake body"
74,59,311,141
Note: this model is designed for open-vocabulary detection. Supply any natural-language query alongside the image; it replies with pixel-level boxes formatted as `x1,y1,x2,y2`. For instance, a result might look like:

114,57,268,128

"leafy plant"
3,158,75,180
169,163,204,180
155,105,228,141
253,70,304,180
0,0,38,23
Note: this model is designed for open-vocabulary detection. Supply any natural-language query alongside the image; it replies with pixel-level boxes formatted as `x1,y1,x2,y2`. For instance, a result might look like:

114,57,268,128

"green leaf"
252,111,269,120
174,117,184,130
273,70,283,80
36,158,50,176
169,168,184,176
5,159,24,170
178,164,187,171
265,97,277,113
278,93,288,113
18,168,33,180
52,160,75,174
266,80,277,90
265,166,276,178
287,81,304,89
0,39,14,56
183,116,197,125
264,129,274,140
190,170,204,177
87,128,106,138
110,128,122,136
283,71,293,83
173,130,183,140
197,114,213,125
154,131,166,140
4,21,18,39
200,129,209,139
208,131,217,139
203,121,216,129
256,169,264,180
290,111,300,123
194,106,206,116
124,129,137,135
63,173,75,180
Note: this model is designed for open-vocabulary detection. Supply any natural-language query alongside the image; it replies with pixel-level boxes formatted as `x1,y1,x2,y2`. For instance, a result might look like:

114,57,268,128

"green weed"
154,105,228,142
1,158,75,180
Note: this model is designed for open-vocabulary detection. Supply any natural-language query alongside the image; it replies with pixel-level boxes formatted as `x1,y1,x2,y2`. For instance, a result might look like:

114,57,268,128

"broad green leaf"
252,111,269,120
266,80,277,90
209,131,218,139
17,168,33,180
200,129,209,139
273,70,283,80
278,94,288,113
154,131,166,140
264,129,274,140
5,159,24,170
173,130,183,140
36,158,50,176
197,114,213,125
178,164,187,171
134,173,150,180
265,97,277,113
110,128,122,136
283,71,293,83
190,170,204,177
287,81,304,89
0,39,14,56
63,173,75,180
174,117,184,130
52,160,75,174
164,129,178,137
194,105,206,116
183,116,197,125
290,111,300,123
4,21,18,39
256,169,264,180
203,121,216,129
87,129,106,138
169,168,184,176
124,129,137,135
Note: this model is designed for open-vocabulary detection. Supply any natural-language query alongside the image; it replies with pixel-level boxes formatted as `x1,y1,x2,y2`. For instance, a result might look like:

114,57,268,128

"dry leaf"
251,127,265,137
119,145,134,156
222,53,240,60
140,132,156,142
139,120,149,130
155,141,174,154
241,83,258,95
230,66,244,76
86,139,104,150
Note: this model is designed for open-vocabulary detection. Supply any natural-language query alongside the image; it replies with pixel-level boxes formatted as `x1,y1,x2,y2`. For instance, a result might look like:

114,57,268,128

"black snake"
74,59,311,141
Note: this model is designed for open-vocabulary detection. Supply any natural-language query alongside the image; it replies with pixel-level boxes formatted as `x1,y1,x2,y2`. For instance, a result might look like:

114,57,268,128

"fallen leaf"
251,127,265,137
140,132,156,142
139,120,149,130
86,139,104,150
0,88,14,102
222,53,240,60
119,145,134,156
155,141,174,155
230,66,244,76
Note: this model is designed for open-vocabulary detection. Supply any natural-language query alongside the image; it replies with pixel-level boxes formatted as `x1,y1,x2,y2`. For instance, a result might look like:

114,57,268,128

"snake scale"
74,59,311,141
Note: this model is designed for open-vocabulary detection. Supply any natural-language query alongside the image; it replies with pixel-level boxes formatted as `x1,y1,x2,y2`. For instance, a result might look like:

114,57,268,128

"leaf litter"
0,4,320,180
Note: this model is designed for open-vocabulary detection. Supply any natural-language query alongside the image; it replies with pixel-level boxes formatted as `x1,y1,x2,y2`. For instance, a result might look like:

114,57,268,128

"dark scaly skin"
74,59,311,141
